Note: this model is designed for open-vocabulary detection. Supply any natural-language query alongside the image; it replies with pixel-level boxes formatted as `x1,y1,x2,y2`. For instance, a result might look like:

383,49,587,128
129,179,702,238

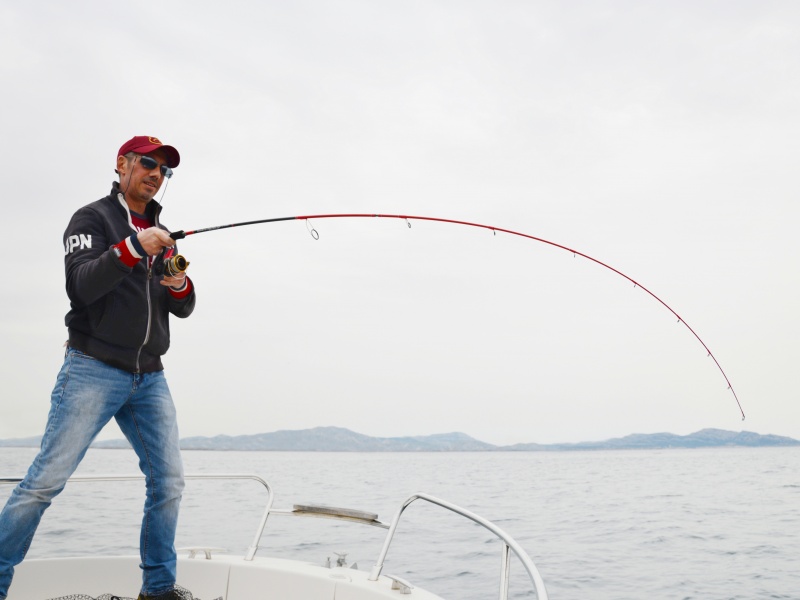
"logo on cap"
148,137,162,145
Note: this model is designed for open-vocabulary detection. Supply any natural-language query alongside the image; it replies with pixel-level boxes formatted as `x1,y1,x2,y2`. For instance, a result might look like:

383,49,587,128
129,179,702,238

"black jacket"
64,182,196,372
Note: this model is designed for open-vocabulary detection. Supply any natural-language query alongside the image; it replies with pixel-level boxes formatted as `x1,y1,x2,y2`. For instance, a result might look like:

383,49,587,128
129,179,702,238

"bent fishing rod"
168,213,745,421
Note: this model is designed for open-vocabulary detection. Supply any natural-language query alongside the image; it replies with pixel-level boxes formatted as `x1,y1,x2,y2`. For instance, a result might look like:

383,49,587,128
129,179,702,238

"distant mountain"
174,427,495,452
2,427,797,452
0,436,42,448
505,428,800,450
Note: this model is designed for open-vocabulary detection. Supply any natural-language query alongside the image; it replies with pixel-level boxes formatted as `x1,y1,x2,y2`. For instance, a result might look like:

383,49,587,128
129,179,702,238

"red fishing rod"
169,213,745,420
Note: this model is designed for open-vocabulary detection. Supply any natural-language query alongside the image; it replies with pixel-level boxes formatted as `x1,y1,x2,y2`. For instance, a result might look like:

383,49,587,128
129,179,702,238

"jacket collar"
109,181,163,230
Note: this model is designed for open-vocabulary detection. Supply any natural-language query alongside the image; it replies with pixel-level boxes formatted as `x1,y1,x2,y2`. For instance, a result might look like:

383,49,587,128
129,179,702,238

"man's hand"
137,227,176,256
161,272,188,290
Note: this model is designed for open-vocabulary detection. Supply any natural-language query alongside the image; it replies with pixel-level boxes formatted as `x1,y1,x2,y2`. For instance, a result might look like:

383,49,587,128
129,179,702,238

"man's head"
115,136,180,209
117,136,180,169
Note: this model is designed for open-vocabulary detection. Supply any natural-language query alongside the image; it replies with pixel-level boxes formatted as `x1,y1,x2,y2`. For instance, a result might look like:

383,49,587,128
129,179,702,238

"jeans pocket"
68,347,98,361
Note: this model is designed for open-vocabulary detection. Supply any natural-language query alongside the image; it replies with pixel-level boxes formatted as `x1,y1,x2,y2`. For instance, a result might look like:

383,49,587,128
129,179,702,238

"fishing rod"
169,213,745,421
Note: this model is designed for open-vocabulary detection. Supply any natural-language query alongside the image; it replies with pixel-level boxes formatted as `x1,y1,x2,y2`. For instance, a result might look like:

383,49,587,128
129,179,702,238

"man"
0,136,196,600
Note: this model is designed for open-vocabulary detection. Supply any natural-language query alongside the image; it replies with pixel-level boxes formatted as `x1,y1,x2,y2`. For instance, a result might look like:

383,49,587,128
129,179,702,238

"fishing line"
157,175,171,206
169,213,745,420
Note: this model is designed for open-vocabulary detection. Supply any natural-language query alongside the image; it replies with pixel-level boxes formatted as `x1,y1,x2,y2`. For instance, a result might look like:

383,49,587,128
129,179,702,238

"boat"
1,473,548,600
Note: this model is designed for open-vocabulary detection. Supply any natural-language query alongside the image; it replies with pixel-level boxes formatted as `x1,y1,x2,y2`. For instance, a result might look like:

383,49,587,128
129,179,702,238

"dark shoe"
136,585,216,600
137,589,182,600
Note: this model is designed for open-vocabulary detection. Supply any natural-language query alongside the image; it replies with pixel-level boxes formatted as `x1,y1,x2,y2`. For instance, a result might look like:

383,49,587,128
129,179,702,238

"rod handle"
170,230,186,240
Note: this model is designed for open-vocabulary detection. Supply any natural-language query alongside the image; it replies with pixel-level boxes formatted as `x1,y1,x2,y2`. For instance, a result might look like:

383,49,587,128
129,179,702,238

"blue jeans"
0,348,184,598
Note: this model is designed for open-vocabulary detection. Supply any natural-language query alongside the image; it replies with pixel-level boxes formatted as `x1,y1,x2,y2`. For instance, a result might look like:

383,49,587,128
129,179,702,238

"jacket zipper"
119,193,160,374
135,266,154,373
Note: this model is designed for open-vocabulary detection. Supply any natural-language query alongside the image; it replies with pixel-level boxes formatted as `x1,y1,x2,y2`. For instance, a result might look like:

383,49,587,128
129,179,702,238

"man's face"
117,149,171,205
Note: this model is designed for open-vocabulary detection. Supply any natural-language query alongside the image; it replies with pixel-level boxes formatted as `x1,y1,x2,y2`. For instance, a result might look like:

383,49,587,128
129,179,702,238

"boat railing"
368,492,549,600
1,474,548,599
0,473,275,562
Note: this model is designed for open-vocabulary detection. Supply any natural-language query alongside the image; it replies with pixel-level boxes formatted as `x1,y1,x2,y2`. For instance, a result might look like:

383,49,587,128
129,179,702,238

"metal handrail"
368,492,549,600
0,473,274,561
2,475,549,598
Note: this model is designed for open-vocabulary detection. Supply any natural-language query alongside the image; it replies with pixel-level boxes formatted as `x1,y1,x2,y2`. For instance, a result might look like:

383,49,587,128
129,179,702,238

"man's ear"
116,154,129,177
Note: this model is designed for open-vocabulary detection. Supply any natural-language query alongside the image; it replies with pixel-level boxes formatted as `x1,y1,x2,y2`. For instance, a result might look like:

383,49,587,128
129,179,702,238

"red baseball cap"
117,136,180,168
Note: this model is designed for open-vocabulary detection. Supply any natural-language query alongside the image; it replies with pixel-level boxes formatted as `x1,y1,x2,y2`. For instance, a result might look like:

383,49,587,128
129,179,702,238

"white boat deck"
12,554,437,600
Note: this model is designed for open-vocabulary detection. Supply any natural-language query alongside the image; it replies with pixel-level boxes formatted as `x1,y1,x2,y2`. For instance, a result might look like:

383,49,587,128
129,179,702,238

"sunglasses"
139,155,174,179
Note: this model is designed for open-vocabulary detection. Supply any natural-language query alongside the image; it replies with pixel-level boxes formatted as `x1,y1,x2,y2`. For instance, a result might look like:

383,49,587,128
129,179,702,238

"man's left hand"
161,273,187,289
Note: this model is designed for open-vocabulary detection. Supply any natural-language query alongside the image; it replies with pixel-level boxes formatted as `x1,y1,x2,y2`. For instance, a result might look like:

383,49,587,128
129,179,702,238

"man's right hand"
137,228,176,256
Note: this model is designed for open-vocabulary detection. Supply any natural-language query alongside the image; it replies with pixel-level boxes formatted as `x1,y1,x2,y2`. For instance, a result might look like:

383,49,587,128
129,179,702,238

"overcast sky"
0,0,797,445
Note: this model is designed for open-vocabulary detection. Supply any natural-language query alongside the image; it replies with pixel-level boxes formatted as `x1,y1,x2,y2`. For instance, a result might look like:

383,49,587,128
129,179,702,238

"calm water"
1,447,798,600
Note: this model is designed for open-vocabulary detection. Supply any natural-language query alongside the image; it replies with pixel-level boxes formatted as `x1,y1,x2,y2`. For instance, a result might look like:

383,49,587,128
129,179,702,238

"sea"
1,446,798,600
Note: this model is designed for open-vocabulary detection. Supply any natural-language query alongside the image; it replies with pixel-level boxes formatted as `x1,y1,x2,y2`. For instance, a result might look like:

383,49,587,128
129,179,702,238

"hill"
2,427,797,452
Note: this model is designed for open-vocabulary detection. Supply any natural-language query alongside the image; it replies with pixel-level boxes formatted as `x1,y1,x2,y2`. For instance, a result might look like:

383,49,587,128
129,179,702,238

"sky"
0,0,797,446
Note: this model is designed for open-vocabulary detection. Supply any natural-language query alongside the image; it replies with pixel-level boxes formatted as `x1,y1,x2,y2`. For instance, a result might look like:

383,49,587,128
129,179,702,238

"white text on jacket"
65,234,92,254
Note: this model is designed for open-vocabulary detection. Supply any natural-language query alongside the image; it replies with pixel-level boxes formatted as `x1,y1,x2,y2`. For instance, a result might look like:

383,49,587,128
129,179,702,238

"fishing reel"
154,253,190,277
